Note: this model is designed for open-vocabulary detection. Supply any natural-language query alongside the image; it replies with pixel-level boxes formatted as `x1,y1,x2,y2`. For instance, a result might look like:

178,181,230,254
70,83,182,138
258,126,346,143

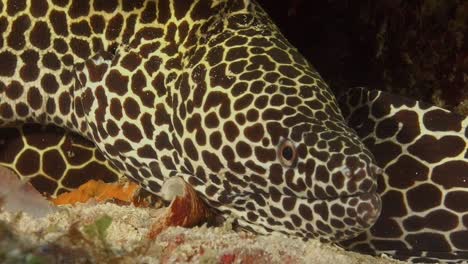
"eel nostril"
369,163,383,178
339,165,352,177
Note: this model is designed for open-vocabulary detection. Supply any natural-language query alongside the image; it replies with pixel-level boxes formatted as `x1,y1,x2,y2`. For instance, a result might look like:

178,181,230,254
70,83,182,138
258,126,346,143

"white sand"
0,202,404,264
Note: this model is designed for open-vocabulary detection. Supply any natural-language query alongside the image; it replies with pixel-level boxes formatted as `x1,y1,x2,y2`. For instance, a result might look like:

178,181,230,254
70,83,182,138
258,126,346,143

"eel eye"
278,140,297,167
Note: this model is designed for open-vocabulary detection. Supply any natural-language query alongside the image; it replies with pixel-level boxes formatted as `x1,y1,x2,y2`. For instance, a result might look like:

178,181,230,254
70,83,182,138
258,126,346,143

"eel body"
339,88,468,262
0,0,380,242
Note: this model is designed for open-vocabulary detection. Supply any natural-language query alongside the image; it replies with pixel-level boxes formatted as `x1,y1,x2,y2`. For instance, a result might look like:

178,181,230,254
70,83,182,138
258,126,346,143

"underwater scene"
0,1,466,263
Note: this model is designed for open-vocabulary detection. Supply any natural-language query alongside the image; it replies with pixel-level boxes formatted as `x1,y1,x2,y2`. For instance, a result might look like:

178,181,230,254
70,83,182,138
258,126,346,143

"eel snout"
224,132,384,241
298,133,383,241
309,161,382,241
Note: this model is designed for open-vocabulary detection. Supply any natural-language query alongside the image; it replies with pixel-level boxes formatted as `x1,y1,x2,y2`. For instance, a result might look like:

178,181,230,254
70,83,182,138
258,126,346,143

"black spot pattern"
1,2,466,263
338,87,468,262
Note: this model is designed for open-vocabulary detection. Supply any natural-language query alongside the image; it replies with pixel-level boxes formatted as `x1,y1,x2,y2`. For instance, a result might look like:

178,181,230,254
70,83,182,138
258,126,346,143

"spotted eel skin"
0,0,381,241
338,88,468,263
0,0,466,262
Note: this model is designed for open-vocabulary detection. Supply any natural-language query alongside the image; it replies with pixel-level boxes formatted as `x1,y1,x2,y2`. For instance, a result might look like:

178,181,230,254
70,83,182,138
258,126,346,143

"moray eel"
0,0,466,262
338,88,468,263
0,0,380,242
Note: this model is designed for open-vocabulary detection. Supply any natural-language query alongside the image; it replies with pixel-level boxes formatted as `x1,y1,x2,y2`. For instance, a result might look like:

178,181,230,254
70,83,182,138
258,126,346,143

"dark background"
257,0,468,115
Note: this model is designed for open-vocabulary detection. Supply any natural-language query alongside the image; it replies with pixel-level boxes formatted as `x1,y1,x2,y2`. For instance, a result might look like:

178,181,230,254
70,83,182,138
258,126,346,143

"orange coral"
51,180,139,205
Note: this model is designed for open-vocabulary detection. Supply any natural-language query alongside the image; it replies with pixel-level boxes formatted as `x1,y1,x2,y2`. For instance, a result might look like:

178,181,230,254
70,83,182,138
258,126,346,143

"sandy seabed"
0,202,404,264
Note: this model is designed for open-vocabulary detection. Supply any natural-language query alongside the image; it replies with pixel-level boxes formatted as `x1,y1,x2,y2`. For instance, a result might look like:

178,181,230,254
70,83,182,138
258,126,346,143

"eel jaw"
195,163,382,241
213,188,381,242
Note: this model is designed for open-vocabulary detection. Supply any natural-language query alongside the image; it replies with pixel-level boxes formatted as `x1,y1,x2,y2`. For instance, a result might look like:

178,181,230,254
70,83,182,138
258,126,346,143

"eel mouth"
203,164,382,241
341,191,382,230
216,187,381,242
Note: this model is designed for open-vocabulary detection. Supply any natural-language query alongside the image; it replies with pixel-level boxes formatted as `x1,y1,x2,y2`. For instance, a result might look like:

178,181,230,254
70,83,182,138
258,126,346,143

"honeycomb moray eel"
0,0,465,262
0,0,382,241
338,88,468,263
